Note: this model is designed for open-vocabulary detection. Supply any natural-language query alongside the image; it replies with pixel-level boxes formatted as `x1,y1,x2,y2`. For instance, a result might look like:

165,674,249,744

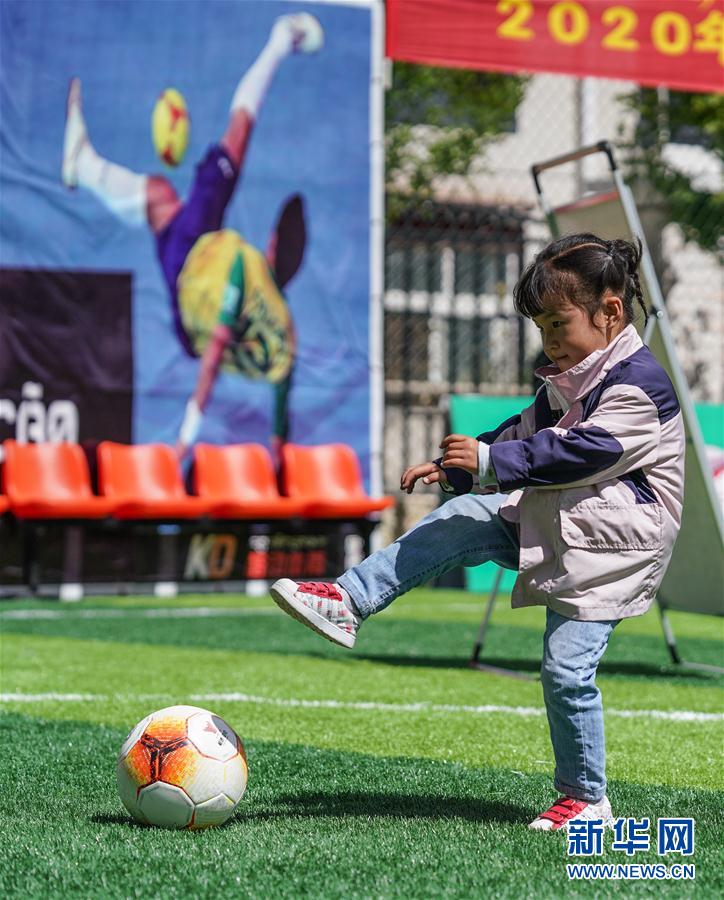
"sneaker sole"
270,578,355,649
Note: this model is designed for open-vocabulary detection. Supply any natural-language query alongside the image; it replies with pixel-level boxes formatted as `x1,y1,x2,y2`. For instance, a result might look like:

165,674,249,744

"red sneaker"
529,795,613,831
270,579,360,649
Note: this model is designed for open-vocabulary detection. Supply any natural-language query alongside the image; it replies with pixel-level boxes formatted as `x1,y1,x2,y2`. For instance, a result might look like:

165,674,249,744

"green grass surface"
1,590,723,898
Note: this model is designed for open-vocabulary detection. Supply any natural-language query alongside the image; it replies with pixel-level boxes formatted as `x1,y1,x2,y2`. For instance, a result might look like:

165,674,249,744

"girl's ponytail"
607,238,648,326
629,269,648,326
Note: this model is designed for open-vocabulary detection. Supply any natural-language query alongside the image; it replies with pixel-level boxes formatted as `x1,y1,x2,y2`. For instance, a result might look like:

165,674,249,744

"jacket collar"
535,324,642,407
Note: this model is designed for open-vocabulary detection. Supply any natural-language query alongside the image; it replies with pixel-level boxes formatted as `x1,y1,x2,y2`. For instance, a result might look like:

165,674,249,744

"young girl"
270,233,685,831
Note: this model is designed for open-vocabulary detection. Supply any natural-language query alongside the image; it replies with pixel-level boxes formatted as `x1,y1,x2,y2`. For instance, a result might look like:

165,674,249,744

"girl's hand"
440,434,479,474
400,461,444,494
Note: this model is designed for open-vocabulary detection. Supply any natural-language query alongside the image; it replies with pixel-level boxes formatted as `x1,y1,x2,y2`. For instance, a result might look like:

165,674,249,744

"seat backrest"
97,442,186,500
281,443,366,499
3,440,93,500
194,444,280,501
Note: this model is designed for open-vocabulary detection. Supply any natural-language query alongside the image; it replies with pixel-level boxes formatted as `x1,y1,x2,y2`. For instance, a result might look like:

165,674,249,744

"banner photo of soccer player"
0,0,375,481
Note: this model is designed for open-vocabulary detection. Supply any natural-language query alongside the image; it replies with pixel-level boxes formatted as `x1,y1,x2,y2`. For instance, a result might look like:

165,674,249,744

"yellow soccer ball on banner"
152,88,190,167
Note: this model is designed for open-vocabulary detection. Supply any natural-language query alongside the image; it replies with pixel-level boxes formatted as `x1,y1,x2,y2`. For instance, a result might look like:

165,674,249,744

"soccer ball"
117,705,247,829
152,88,190,167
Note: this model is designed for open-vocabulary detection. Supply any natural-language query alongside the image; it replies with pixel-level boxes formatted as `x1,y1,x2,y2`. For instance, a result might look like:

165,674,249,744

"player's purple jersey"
155,144,238,355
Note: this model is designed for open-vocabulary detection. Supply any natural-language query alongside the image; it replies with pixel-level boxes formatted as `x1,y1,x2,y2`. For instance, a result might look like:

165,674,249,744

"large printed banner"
0,1,374,480
387,0,724,93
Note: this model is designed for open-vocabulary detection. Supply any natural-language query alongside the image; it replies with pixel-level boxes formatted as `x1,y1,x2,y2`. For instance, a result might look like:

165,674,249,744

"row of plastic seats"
0,440,394,521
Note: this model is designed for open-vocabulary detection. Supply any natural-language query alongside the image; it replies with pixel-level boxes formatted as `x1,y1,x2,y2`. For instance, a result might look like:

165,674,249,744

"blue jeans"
339,493,520,615
338,491,619,803
542,609,619,802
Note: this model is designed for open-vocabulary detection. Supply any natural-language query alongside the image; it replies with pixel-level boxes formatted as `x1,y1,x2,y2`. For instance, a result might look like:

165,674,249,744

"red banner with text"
386,0,724,93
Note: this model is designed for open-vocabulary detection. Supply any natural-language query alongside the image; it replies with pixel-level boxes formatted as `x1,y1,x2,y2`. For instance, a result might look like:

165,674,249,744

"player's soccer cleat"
274,12,324,55
270,579,360,649
62,77,88,189
528,795,614,831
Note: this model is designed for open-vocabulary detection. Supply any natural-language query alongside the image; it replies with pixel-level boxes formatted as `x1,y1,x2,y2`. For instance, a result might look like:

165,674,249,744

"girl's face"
533,297,624,372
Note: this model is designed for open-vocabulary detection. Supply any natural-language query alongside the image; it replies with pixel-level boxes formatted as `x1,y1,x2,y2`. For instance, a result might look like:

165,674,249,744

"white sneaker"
270,579,360,648
529,795,614,831
275,12,324,54
62,77,87,189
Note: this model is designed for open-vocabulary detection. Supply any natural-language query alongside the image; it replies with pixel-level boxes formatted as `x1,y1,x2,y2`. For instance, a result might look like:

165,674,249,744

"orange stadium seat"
3,440,117,519
194,443,309,518
281,443,394,518
97,442,214,519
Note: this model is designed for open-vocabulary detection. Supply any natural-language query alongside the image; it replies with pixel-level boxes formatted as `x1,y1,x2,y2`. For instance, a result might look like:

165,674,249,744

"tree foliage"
385,63,528,215
622,88,724,253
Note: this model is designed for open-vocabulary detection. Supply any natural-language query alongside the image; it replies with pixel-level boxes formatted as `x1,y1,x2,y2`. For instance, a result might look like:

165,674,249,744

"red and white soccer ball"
117,705,247,829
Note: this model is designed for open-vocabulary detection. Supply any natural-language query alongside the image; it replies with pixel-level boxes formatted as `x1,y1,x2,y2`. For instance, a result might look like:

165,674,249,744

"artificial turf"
1,590,722,898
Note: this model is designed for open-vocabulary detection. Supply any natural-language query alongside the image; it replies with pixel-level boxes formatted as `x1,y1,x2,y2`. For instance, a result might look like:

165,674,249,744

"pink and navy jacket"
447,325,685,621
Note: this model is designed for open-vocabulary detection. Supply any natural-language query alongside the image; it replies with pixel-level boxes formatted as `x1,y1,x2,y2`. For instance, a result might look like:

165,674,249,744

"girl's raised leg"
271,493,520,648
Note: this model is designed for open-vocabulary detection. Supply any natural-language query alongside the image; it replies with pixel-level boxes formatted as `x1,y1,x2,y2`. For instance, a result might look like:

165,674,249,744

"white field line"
0,691,721,723
0,604,480,622
0,607,278,621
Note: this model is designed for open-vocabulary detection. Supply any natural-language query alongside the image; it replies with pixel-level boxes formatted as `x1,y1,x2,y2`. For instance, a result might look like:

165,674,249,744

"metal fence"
381,72,723,541
383,201,535,537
